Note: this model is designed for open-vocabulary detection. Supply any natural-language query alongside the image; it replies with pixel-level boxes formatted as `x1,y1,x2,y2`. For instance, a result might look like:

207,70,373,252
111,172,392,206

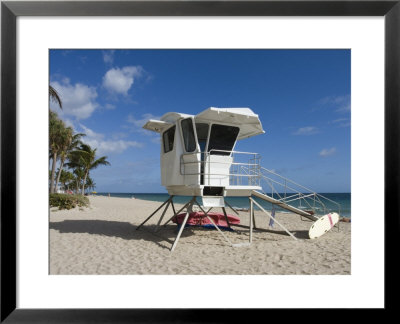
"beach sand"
50,196,351,275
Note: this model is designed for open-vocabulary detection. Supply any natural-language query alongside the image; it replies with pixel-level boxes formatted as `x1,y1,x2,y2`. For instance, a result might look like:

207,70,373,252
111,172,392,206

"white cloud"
89,139,143,155
102,66,143,95
332,118,351,128
319,95,348,105
293,126,319,136
335,102,351,113
79,124,143,155
317,94,351,113
111,132,129,140
126,113,161,143
151,137,160,144
50,79,98,120
104,103,116,110
79,124,104,140
332,118,347,123
127,113,160,129
63,118,75,129
319,147,337,157
102,50,115,64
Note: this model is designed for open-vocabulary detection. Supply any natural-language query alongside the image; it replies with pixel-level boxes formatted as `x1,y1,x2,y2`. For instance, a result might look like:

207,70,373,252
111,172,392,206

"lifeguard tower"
137,107,341,251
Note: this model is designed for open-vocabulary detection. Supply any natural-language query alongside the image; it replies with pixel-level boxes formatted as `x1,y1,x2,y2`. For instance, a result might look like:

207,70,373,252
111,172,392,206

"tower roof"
195,107,265,140
143,107,265,139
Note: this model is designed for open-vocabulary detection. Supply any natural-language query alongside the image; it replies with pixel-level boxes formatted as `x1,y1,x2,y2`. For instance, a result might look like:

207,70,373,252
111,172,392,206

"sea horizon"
95,192,351,218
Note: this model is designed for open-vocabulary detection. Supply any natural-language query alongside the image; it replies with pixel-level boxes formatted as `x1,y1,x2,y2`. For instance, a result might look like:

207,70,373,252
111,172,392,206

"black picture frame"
1,0,398,322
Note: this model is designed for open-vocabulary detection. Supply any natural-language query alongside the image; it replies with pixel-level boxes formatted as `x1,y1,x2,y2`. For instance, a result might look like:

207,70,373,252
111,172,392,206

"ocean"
96,192,351,218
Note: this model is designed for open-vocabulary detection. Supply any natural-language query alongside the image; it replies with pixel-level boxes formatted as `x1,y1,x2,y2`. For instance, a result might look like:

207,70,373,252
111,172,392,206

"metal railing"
242,165,341,216
180,150,261,186
179,150,341,217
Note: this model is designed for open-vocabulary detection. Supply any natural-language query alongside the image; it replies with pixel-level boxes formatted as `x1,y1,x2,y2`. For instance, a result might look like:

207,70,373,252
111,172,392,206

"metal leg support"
170,197,196,252
154,200,171,232
194,200,233,247
162,200,192,227
222,207,231,229
170,200,177,217
224,200,240,216
250,197,297,241
249,197,253,243
252,206,257,230
136,196,173,230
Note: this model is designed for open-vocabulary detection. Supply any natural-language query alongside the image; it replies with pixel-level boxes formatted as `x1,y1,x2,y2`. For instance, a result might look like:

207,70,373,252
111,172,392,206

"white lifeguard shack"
143,107,264,202
137,107,341,251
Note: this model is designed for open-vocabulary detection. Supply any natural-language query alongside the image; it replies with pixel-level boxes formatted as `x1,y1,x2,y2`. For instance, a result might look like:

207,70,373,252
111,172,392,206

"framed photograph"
1,0,398,321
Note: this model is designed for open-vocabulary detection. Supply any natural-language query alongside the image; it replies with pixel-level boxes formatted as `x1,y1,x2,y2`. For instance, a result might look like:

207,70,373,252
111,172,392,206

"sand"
49,195,351,275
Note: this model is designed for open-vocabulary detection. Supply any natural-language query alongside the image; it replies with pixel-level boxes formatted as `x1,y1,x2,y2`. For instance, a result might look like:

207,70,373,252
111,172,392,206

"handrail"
180,150,261,186
242,164,341,216
180,149,261,157
208,149,261,156
259,166,341,209
179,150,341,217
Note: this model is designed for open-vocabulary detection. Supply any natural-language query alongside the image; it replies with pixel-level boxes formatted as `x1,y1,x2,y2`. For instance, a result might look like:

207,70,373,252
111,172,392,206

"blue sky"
50,49,350,193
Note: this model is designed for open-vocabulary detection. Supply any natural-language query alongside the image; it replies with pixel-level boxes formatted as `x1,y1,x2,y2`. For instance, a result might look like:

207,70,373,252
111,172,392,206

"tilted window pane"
181,119,196,152
208,124,239,155
195,123,209,152
163,125,175,153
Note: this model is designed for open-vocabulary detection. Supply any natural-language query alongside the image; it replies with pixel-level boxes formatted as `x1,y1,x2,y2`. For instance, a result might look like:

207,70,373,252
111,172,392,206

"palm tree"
72,167,85,194
49,111,67,193
69,144,110,195
53,126,73,191
55,132,85,193
49,85,62,109
59,169,75,192
85,176,96,194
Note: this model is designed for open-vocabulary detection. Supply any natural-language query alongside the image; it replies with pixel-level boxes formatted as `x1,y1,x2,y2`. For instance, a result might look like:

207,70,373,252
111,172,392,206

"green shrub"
49,193,89,210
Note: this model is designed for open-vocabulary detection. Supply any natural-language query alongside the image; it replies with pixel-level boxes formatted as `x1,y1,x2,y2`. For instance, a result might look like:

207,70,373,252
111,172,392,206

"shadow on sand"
50,220,310,251
242,226,310,239
49,220,191,250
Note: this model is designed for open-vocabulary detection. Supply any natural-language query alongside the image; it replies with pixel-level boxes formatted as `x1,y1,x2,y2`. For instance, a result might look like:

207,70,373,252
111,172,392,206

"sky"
50,49,351,193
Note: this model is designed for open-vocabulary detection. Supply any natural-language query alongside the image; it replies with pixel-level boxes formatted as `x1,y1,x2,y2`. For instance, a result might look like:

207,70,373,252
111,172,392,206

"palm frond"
90,156,111,170
49,85,62,109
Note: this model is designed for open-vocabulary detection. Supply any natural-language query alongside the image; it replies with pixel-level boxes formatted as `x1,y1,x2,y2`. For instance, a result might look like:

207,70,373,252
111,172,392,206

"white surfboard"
308,212,339,239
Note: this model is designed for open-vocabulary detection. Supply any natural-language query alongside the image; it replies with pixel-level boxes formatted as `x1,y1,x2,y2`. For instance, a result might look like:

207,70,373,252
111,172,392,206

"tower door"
180,118,200,186
204,124,240,187
195,123,209,185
